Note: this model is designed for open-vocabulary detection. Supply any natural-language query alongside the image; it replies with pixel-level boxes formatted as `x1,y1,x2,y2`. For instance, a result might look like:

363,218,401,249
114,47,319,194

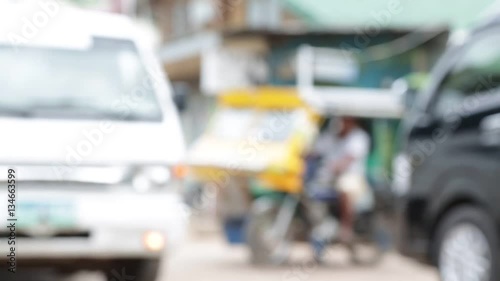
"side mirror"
172,83,189,112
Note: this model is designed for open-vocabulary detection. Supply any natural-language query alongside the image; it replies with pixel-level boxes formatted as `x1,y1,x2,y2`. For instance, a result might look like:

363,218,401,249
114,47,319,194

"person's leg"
337,174,362,244
339,191,354,243
337,174,374,262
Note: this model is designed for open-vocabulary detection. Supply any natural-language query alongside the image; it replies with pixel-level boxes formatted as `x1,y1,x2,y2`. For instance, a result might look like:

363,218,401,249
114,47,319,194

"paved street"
165,232,439,281
4,232,439,281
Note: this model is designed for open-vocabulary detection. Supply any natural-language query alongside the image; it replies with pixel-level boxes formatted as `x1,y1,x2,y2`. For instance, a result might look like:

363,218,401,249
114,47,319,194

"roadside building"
150,0,497,142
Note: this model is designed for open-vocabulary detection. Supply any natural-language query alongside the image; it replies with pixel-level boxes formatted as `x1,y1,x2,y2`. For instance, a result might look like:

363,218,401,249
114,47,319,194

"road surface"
4,232,439,281
166,233,438,281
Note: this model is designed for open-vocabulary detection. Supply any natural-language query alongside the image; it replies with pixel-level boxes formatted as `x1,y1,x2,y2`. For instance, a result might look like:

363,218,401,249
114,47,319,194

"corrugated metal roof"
284,0,497,29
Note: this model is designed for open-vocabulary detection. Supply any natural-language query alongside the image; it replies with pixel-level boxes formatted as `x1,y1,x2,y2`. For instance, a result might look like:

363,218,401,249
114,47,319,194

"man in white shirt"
308,117,373,261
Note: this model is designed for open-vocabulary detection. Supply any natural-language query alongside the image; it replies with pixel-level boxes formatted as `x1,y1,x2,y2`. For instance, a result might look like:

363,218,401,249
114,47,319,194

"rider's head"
337,116,358,137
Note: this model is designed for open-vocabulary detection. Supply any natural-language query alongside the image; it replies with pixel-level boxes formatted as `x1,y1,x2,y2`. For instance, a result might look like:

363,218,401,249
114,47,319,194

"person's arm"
332,155,355,176
306,133,329,159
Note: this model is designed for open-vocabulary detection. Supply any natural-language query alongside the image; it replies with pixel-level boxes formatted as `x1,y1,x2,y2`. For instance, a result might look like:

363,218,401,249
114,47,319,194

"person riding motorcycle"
306,117,374,262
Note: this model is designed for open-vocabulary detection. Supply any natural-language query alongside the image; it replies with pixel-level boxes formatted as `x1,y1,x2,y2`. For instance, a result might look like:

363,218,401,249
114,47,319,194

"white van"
0,3,188,281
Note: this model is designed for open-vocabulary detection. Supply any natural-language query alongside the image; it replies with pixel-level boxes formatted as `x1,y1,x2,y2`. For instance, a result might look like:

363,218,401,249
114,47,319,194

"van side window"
433,34,500,117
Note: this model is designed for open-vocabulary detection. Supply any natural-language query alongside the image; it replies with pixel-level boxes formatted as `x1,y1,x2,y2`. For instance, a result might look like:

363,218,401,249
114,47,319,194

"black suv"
397,19,500,281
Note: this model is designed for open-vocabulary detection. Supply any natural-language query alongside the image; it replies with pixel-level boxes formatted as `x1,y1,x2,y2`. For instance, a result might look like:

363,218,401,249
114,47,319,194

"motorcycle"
246,120,397,265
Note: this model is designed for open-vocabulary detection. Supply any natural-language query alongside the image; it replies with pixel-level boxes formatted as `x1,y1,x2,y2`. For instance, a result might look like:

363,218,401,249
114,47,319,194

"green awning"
284,0,496,29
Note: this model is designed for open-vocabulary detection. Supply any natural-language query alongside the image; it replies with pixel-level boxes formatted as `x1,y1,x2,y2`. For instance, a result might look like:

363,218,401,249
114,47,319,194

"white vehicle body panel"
0,4,188,265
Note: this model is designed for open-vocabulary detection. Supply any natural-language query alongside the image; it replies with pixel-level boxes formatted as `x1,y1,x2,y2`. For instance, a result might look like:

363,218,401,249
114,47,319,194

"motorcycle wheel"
350,212,392,266
246,198,294,265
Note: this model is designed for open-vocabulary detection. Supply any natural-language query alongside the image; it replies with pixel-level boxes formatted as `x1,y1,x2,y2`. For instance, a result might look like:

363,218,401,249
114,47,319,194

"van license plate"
18,201,76,229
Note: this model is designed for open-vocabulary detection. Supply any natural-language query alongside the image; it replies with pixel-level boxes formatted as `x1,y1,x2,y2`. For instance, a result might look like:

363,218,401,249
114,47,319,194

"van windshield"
0,37,163,122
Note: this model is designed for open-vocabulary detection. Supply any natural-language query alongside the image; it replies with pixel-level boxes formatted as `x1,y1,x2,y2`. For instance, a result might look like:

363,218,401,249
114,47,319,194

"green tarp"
285,0,496,29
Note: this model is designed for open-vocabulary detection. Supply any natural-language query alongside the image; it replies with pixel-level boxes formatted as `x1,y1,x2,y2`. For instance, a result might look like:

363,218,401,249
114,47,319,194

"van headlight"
132,166,171,192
